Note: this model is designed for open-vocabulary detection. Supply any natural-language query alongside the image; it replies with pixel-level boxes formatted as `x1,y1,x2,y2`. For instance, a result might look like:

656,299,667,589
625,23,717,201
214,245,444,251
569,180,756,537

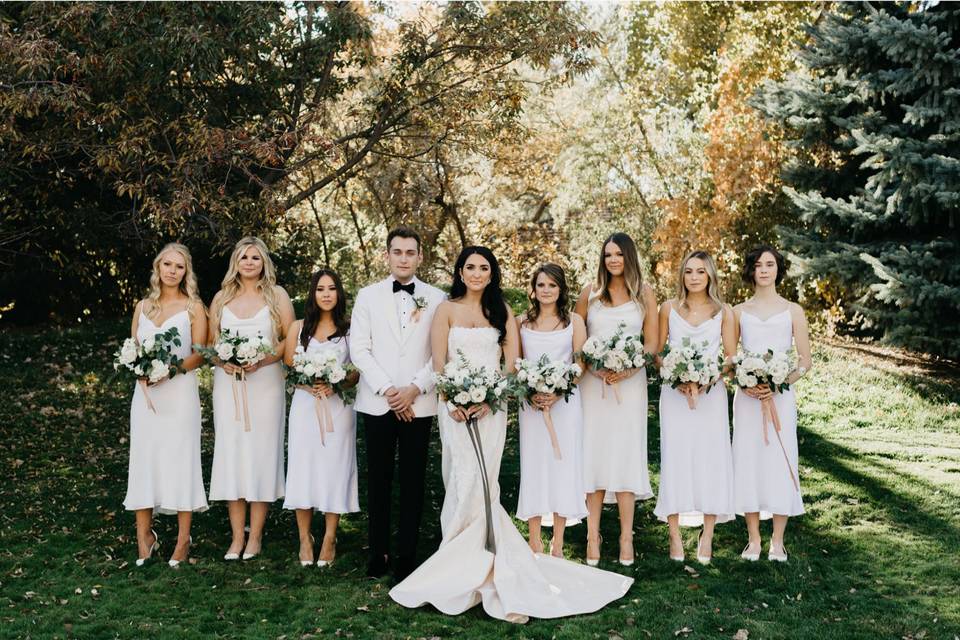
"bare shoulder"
570,312,586,331
577,284,593,304
789,301,807,321
502,300,515,320
272,285,291,302
721,303,735,320
660,298,676,315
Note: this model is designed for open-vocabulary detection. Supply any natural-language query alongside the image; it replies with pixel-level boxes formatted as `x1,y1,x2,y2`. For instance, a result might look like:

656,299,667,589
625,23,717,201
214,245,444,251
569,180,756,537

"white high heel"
768,543,788,563
741,543,761,562
223,551,240,561
696,532,711,565
299,535,315,567
168,536,192,568
586,535,601,567
618,536,634,566
135,529,159,567
316,538,336,568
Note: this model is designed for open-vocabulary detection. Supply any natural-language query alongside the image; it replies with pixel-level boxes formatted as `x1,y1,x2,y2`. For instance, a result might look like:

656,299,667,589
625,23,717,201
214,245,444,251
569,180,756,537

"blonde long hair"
211,237,284,339
591,232,644,306
676,250,724,312
143,243,204,321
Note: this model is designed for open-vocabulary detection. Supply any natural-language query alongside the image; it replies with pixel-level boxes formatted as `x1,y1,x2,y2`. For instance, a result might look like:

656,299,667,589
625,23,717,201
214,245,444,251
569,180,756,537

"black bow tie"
393,280,415,295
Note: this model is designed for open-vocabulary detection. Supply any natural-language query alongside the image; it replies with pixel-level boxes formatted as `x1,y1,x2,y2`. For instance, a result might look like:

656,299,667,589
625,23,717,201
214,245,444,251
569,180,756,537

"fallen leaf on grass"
733,630,749,640
675,627,692,637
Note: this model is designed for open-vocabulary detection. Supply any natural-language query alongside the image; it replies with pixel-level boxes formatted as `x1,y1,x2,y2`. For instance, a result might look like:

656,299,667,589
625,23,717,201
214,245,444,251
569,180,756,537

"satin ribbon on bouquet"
314,392,335,446
683,384,701,411
138,379,158,414
600,378,622,404
465,415,496,554
232,369,252,432
760,395,800,492
540,408,562,460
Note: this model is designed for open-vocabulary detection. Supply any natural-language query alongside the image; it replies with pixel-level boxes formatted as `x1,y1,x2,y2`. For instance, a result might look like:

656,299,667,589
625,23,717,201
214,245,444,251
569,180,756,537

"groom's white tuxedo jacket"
349,276,446,417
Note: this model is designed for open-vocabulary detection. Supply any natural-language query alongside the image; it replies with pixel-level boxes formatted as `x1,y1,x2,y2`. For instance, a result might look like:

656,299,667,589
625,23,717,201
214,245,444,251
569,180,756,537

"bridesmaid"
208,237,295,560
732,244,811,562
575,233,659,566
282,269,360,567
515,264,588,557
123,243,208,567
653,251,735,564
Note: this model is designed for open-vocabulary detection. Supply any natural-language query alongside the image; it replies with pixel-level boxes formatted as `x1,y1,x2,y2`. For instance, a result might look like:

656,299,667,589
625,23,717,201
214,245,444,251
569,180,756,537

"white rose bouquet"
731,348,800,491
511,354,582,459
288,344,357,445
197,330,275,431
113,327,184,413
434,350,510,417
577,322,648,403
659,337,722,409
731,349,796,394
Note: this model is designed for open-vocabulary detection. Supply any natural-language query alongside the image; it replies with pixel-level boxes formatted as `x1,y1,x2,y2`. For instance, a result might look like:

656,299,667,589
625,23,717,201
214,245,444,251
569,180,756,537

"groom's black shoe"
393,556,417,582
366,554,390,579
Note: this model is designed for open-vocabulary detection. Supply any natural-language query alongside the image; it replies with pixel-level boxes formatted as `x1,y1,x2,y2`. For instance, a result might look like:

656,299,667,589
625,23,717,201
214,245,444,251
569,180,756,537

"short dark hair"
742,244,789,286
386,226,421,251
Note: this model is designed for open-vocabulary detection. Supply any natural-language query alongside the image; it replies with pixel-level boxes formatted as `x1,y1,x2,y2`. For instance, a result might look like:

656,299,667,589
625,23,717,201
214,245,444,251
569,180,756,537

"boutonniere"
411,295,428,323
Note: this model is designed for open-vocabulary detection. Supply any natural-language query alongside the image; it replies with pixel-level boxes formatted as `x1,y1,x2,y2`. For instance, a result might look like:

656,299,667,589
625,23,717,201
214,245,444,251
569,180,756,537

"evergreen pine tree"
754,2,960,357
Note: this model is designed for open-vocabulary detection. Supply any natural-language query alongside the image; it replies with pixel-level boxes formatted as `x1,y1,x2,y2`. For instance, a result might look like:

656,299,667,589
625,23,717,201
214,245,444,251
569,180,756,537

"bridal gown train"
390,327,632,623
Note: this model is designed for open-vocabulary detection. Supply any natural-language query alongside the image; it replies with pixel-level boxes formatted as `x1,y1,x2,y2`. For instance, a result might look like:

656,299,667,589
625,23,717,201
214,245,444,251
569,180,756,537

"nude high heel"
300,535,315,567
586,534,602,567
168,536,192,568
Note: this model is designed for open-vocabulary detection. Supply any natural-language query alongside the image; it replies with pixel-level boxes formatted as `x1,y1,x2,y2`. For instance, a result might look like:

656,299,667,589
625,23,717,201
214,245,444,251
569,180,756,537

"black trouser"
362,411,432,565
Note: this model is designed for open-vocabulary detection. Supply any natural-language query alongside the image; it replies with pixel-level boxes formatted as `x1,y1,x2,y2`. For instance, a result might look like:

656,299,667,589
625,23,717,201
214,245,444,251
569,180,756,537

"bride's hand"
467,403,491,420
447,404,468,423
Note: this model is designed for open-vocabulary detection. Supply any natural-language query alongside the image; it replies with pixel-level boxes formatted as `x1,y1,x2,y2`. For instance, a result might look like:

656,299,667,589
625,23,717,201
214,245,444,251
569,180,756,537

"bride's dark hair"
449,246,508,345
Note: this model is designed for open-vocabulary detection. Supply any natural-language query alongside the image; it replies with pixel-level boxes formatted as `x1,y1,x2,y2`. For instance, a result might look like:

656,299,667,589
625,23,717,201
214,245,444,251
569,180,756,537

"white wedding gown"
390,327,632,623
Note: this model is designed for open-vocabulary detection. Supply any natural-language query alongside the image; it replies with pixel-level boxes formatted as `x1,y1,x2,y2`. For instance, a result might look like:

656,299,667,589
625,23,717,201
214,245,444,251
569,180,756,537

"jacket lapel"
382,278,403,344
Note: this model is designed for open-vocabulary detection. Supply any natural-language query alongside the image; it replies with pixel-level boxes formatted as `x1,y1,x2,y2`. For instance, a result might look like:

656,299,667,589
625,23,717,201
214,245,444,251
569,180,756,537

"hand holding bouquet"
288,345,357,445
577,322,648,403
731,348,800,490
113,327,184,413
434,350,509,422
511,354,582,459
659,337,722,410
197,330,275,431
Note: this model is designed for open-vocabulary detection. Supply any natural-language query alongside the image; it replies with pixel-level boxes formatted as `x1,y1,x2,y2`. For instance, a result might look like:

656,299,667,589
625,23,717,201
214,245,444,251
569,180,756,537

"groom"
350,226,446,580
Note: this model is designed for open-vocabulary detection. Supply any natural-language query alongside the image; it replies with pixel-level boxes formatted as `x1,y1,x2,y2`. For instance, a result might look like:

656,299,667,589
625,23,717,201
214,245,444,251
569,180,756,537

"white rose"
142,336,156,352
216,343,234,361
302,363,317,378
328,367,346,384
148,359,168,382
119,343,138,365
134,364,145,376
469,386,486,404
454,391,471,405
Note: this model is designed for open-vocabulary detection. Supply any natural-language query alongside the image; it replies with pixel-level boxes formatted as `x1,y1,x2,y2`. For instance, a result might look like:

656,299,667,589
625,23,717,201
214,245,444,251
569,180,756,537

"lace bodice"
447,326,502,370
668,307,723,358
138,309,193,360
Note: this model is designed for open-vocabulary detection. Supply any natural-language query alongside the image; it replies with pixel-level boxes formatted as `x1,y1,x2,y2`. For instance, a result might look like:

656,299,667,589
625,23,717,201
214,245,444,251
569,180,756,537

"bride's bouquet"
731,348,799,490
434,350,510,417
511,355,582,459
113,327,184,413
659,337,722,409
434,349,510,553
288,345,357,445
577,322,648,403
197,330,275,431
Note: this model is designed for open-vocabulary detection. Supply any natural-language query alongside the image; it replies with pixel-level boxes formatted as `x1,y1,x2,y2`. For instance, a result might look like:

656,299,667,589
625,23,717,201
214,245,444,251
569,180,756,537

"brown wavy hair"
525,263,571,328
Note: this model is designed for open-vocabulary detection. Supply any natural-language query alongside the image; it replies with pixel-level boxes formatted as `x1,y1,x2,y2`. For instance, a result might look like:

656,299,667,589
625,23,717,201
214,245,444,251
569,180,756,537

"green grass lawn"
1,321,958,639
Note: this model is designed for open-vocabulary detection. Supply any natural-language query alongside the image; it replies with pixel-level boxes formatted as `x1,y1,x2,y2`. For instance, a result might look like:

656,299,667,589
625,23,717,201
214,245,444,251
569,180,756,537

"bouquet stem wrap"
760,396,799,492
541,409,562,460
685,385,700,411
314,393,335,446
600,379,622,404
139,379,158,414
232,369,252,432
465,416,496,554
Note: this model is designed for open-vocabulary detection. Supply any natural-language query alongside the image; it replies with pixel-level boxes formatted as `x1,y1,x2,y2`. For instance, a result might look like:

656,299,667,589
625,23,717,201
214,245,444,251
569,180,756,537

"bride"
390,246,632,623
